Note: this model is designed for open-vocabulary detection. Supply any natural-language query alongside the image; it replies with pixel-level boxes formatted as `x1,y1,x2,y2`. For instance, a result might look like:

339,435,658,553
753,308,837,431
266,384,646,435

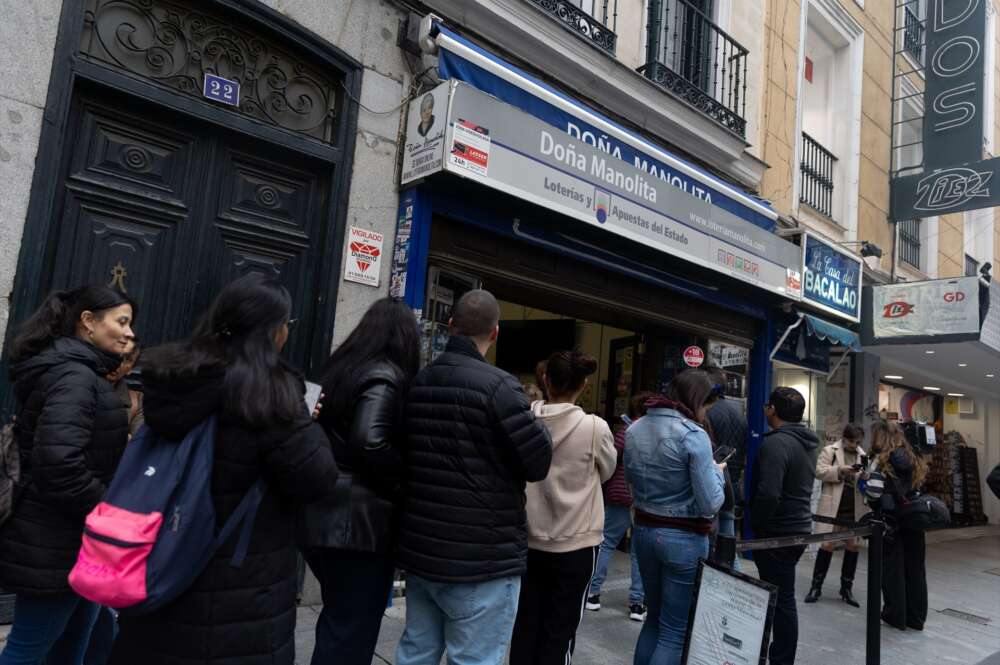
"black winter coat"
397,335,552,583
110,363,338,665
0,337,128,595
749,423,820,536
298,360,407,553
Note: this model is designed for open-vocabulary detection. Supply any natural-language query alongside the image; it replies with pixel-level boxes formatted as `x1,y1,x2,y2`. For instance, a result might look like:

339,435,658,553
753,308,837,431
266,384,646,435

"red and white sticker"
448,119,491,177
344,226,384,287
683,346,705,368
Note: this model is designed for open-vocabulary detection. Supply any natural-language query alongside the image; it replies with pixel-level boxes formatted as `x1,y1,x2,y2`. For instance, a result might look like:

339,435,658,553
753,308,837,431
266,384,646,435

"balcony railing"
904,6,924,62
966,254,979,277
639,0,749,136
526,0,618,54
800,132,837,219
898,219,921,269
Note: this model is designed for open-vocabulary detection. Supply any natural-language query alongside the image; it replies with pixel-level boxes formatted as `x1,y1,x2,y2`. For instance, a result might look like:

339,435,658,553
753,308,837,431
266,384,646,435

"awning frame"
769,312,860,381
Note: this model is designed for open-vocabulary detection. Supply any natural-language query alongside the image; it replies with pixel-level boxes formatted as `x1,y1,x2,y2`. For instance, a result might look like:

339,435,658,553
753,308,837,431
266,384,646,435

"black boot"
840,550,860,608
713,536,736,568
805,548,832,603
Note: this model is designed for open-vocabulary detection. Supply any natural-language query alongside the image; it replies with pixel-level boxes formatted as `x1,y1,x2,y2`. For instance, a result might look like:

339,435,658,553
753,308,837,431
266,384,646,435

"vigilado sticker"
683,346,705,368
344,226,384,287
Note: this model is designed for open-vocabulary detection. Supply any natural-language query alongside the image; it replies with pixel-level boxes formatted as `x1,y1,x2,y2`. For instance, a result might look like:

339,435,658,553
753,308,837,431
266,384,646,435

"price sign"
203,74,240,107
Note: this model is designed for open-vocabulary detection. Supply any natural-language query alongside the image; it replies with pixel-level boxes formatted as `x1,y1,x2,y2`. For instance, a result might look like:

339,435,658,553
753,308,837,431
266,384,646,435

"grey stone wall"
0,1,62,346
0,0,409,351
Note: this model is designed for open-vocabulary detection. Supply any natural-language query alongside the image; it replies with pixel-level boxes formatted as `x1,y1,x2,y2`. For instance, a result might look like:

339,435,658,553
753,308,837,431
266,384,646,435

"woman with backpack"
0,285,136,665
297,297,420,665
509,351,617,665
871,419,929,632
108,273,339,665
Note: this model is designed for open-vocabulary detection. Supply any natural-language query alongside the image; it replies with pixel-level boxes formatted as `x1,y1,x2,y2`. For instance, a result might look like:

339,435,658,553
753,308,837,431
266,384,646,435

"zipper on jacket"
171,507,181,532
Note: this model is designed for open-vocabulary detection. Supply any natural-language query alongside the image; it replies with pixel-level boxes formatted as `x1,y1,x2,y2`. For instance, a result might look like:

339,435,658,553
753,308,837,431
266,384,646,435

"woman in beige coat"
805,423,867,607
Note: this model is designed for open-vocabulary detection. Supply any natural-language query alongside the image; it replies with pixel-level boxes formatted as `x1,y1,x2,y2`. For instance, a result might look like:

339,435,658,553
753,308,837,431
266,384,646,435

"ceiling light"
948,393,965,397
923,386,940,391
925,350,935,354
988,374,996,378
884,375,903,380
958,363,968,367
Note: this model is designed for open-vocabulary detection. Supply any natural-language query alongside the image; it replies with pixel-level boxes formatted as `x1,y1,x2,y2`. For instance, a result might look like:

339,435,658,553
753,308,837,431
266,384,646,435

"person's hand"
716,462,727,472
840,465,857,477
311,393,325,421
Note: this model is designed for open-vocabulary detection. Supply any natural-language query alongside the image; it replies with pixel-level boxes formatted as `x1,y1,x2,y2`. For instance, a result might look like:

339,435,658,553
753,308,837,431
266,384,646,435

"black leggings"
881,528,927,630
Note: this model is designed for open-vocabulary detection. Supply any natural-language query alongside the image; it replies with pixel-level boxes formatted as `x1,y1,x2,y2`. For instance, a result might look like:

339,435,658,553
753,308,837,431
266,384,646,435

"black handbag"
889,475,951,531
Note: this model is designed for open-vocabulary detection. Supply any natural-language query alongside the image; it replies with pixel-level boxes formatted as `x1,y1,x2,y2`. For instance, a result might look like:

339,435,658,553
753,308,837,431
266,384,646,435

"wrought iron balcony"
898,219,921,269
904,6,924,62
800,132,837,219
638,0,749,136
526,0,618,55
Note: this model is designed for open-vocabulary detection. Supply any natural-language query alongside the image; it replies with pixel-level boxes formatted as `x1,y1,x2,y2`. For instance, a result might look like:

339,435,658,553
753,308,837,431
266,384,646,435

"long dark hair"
666,369,719,421
316,298,420,419
142,273,300,427
9,285,135,363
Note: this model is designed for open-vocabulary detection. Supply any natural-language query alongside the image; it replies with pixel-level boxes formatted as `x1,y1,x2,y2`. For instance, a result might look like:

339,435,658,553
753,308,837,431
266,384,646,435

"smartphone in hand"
304,381,323,415
714,445,736,464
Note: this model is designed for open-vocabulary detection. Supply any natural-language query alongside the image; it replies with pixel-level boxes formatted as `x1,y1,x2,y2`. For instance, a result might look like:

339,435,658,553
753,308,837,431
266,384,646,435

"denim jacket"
624,408,725,519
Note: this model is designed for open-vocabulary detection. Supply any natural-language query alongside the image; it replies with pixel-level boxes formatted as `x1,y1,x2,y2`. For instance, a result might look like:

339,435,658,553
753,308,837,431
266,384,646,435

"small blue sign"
802,234,862,322
203,74,240,107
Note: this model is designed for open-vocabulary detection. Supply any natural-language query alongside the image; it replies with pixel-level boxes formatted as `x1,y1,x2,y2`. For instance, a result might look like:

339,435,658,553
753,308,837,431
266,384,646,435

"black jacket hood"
141,365,225,441
12,337,121,402
767,422,821,451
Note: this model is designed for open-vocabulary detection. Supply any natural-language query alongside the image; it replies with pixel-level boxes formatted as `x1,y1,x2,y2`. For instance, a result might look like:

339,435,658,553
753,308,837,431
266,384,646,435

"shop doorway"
606,337,640,423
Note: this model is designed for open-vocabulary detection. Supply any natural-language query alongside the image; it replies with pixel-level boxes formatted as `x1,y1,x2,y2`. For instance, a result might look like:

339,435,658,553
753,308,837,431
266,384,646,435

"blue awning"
431,24,777,232
803,314,862,351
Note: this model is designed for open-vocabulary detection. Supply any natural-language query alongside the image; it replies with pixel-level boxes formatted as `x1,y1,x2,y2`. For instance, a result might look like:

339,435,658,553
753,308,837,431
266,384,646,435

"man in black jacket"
396,289,553,665
750,387,819,665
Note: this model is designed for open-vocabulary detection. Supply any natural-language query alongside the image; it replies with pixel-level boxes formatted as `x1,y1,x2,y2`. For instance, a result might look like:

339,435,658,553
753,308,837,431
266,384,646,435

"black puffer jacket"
298,360,407,553
110,362,338,665
0,337,128,595
749,423,820,536
397,335,552,583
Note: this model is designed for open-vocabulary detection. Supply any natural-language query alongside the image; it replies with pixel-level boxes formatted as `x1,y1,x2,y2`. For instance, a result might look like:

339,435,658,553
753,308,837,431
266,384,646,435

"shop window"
774,359,851,444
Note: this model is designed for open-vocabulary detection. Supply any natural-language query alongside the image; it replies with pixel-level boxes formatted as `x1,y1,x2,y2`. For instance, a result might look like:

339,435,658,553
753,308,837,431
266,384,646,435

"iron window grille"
526,0,618,54
898,219,921,270
903,6,925,62
966,254,979,277
639,0,749,137
800,132,837,219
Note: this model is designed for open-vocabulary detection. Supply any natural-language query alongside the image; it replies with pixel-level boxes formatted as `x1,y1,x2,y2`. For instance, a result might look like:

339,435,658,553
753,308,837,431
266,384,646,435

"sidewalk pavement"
2,528,997,664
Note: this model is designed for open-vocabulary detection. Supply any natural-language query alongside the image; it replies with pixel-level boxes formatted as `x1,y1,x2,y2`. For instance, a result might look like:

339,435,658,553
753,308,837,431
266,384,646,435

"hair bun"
569,351,598,378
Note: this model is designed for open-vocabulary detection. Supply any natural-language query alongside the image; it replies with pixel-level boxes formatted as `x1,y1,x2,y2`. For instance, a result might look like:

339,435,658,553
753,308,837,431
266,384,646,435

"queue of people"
0,278,944,665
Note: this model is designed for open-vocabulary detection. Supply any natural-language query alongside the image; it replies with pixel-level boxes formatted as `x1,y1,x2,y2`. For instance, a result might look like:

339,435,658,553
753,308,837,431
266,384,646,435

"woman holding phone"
298,298,420,665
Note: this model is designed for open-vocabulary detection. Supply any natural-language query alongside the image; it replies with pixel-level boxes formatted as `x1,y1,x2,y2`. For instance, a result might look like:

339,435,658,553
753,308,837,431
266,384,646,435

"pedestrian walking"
750,387,819,665
297,297,420,665
587,391,653,621
510,351,617,665
625,370,726,665
0,286,136,665
395,289,552,665
871,419,929,632
705,367,744,568
108,273,339,665
805,422,867,607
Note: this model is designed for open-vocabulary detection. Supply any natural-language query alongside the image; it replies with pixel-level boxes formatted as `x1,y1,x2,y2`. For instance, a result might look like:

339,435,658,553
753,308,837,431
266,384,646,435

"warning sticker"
344,226,384,287
448,119,491,176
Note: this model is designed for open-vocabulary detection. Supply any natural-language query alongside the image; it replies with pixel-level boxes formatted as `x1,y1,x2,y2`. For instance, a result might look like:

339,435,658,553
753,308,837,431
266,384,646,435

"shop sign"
801,233,862,323
683,346,705,367
870,276,980,339
407,82,803,299
710,342,750,369
343,226,383,287
401,83,450,184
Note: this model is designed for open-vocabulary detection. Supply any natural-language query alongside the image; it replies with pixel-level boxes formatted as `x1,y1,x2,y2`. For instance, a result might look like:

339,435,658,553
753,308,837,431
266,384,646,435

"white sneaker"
629,603,647,621
585,594,601,611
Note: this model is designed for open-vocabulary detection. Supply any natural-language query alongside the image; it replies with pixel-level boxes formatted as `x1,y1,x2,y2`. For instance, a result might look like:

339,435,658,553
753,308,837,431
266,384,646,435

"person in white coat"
510,350,617,665
805,423,867,607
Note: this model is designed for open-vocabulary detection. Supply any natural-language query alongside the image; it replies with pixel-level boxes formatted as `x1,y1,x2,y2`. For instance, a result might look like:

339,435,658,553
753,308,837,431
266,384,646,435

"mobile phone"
304,381,323,414
714,445,736,464
851,463,864,471
621,414,633,426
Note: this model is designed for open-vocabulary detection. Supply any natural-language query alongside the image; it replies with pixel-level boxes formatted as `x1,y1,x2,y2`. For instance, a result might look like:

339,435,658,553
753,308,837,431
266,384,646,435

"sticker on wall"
344,226,384,287
449,119,491,176
683,346,705,368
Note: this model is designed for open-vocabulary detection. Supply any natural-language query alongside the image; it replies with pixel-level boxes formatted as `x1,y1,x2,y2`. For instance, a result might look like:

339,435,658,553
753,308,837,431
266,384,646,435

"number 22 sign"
203,73,240,106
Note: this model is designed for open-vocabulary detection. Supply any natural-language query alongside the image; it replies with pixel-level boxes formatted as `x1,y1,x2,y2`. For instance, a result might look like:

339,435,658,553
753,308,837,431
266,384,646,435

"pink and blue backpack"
69,415,263,614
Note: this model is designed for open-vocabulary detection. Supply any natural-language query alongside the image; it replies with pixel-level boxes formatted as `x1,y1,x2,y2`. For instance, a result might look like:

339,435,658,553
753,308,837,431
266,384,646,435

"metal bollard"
865,506,884,665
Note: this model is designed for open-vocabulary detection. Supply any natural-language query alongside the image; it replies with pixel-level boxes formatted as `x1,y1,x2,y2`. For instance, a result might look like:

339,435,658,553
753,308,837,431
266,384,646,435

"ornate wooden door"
47,87,332,368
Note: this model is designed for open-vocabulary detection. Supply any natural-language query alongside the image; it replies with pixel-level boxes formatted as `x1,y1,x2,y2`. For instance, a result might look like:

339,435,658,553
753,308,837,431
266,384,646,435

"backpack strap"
212,479,266,568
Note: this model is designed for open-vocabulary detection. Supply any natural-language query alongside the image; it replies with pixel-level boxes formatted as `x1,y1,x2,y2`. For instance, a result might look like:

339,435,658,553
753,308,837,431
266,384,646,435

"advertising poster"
449,119,491,176
400,82,450,184
871,277,980,339
344,226,384,287
683,561,776,665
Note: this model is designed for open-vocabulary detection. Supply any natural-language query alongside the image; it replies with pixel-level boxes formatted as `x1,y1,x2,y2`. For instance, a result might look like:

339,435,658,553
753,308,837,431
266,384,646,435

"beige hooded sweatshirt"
526,401,617,553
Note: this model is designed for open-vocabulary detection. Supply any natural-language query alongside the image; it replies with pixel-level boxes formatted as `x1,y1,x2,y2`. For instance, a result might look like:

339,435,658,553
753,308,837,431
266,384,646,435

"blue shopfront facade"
390,24,826,525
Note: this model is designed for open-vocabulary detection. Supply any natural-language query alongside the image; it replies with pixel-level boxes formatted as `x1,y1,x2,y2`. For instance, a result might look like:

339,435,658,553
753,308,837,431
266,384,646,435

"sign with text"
344,226,384,287
891,155,1000,218
924,0,987,171
801,233,863,322
203,74,239,106
425,82,803,298
401,83,449,184
682,560,776,665
870,276,981,339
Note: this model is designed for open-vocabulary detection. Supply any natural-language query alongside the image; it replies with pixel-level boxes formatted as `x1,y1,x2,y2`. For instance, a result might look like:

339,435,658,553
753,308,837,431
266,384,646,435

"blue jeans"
633,525,708,665
717,509,740,571
81,607,117,665
589,504,644,604
396,574,521,665
0,593,100,665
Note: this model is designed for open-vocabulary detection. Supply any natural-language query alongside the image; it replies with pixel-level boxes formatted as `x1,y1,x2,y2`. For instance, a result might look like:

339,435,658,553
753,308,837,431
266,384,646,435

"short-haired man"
396,289,553,665
750,387,820,665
